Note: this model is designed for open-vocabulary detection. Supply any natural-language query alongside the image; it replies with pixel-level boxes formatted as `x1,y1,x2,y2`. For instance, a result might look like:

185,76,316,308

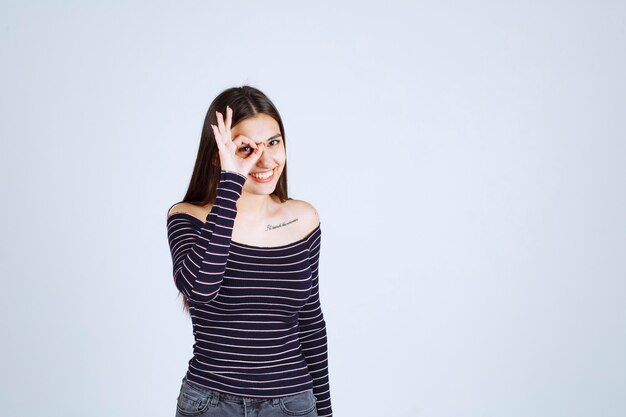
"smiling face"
230,113,286,195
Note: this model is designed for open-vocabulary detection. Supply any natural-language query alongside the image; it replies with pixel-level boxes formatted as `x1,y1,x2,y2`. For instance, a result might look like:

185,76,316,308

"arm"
166,170,246,304
297,227,333,417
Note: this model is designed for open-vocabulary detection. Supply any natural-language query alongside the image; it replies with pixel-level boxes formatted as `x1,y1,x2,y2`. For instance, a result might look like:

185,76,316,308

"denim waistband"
182,376,313,404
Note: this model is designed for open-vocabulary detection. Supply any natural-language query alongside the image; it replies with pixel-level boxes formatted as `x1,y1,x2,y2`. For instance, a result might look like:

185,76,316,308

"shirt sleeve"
297,227,333,417
166,170,247,304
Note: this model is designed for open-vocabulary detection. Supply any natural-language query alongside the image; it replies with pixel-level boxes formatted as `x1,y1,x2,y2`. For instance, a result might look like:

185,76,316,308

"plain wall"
1,1,625,416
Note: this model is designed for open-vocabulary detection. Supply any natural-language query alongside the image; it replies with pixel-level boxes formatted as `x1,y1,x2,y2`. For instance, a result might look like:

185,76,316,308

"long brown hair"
177,85,289,313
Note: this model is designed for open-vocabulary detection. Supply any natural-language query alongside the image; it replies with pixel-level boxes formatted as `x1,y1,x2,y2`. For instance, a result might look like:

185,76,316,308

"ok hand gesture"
211,106,265,177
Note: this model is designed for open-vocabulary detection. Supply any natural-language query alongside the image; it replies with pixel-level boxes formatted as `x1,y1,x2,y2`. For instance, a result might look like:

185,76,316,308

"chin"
244,182,278,194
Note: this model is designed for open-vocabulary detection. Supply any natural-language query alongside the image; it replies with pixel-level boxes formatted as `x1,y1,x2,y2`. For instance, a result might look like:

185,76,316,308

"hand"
211,106,265,177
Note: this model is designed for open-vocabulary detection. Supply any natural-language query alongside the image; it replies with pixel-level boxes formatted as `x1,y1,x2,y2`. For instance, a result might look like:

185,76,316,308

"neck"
236,190,276,219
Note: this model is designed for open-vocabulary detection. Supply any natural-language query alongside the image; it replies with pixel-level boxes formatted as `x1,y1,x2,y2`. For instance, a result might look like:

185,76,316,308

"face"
230,113,285,195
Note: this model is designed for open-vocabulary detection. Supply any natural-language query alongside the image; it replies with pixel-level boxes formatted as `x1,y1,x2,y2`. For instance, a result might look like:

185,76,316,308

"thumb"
241,142,265,174
248,142,266,163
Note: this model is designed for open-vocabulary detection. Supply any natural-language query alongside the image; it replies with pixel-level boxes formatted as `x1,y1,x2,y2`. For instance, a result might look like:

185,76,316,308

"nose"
256,145,273,167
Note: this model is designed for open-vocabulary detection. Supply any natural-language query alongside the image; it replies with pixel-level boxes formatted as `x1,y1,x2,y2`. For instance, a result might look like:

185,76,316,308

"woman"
166,86,333,417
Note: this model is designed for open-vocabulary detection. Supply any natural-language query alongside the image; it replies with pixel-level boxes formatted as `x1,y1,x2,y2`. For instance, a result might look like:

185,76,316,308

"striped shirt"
166,170,333,417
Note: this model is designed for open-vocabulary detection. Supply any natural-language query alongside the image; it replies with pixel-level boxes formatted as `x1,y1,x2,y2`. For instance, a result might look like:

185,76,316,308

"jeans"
175,376,319,417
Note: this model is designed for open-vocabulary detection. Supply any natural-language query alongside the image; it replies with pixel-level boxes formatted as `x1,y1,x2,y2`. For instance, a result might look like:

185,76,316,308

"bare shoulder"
283,199,321,232
167,202,210,222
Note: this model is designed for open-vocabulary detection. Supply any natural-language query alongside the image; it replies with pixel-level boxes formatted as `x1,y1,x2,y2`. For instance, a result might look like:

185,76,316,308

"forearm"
167,170,246,304
299,306,332,417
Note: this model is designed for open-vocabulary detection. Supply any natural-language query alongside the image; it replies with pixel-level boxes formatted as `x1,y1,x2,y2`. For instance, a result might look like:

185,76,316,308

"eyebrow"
262,133,281,142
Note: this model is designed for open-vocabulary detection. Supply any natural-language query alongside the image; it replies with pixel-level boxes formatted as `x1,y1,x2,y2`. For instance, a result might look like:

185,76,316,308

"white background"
1,1,625,416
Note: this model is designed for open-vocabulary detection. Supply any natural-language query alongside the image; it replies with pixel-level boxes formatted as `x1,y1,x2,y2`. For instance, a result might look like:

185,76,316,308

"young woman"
166,86,333,417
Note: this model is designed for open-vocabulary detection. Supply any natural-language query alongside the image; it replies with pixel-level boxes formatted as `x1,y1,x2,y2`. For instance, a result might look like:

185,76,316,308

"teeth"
251,169,273,180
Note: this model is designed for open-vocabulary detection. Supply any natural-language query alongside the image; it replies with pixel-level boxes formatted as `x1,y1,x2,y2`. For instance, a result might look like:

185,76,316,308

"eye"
238,145,253,153
269,139,281,146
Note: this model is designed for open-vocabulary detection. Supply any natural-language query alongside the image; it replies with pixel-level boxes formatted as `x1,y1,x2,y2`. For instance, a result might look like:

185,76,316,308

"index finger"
232,135,258,148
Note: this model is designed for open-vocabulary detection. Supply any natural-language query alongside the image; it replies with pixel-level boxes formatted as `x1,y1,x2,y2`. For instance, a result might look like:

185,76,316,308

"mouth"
249,168,276,183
